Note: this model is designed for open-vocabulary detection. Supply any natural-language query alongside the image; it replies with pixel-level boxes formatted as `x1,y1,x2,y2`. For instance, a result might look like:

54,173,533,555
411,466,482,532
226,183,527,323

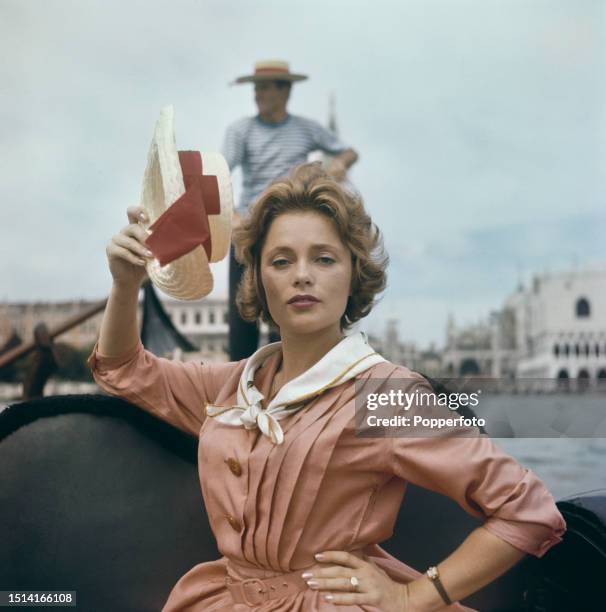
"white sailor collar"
206,332,386,444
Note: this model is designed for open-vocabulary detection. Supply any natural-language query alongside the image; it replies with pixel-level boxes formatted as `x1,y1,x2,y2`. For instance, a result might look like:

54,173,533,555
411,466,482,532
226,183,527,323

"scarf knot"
206,332,386,445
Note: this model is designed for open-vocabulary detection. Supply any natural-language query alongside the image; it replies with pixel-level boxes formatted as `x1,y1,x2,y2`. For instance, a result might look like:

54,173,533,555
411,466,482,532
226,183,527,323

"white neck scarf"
206,332,386,445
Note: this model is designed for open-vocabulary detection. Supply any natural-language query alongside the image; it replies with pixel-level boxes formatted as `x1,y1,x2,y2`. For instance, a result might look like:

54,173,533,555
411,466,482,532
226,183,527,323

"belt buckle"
241,578,268,606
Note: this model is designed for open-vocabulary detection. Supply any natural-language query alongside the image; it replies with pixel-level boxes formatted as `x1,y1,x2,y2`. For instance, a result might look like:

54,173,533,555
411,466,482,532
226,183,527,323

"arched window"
553,344,559,357
557,369,569,390
575,343,580,357
576,297,590,318
595,343,600,357
564,343,570,357
459,359,480,376
180,311,187,325
585,343,590,357
578,368,590,390
194,311,201,325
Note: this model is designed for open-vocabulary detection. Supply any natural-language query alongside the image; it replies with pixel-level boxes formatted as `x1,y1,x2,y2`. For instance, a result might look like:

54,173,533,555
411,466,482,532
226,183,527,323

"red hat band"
145,151,220,266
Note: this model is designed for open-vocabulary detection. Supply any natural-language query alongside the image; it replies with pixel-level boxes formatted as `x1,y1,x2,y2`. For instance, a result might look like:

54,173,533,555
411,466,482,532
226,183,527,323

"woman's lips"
288,299,319,309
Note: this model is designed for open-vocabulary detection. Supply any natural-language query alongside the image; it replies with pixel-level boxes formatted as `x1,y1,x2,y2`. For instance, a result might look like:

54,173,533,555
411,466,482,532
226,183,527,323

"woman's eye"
271,259,289,267
317,256,335,264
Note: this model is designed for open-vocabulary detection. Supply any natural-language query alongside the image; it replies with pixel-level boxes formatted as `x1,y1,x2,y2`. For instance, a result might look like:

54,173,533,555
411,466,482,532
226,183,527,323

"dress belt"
225,549,366,607
226,568,308,607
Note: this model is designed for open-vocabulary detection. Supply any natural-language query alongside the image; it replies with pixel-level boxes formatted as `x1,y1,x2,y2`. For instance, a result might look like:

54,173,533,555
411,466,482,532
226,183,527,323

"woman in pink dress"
89,162,565,611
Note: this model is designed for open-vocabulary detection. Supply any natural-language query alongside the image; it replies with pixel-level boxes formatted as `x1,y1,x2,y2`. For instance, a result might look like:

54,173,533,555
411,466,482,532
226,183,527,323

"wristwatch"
426,565,453,605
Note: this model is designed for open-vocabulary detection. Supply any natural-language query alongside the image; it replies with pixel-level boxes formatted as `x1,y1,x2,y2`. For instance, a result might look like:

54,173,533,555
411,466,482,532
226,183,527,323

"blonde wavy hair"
233,162,388,331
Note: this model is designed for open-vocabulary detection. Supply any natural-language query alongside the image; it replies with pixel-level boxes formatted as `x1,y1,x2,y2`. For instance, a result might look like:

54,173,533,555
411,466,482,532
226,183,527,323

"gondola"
1,287,604,611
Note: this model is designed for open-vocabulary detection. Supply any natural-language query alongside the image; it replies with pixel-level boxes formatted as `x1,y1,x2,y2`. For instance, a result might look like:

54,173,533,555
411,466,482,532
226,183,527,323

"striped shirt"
223,114,348,211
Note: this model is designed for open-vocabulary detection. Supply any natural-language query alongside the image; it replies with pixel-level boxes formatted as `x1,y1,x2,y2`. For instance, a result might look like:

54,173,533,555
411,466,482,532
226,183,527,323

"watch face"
427,566,438,580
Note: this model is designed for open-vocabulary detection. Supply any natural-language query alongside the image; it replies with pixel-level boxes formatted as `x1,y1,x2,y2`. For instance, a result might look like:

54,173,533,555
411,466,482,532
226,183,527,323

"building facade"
369,319,442,377
0,300,106,351
0,294,269,364
161,296,269,362
442,266,606,381
503,268,606,380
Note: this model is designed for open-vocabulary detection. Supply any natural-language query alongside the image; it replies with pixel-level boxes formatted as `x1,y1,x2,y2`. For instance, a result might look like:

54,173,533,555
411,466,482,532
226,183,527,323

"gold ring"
350,576,360,592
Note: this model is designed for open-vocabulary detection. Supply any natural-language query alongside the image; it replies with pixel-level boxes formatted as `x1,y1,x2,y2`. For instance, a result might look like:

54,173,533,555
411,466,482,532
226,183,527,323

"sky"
1,0,604,346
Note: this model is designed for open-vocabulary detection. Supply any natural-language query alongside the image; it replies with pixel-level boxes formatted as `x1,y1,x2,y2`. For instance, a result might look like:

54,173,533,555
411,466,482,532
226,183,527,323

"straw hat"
140,105,233,300
233,60,308,84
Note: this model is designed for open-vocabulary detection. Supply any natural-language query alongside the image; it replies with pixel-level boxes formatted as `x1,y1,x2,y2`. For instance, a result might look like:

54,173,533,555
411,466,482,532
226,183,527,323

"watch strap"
426,565,453,606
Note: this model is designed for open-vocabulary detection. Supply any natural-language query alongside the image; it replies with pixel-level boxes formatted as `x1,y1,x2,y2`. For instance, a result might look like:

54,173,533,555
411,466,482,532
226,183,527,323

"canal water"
476,393,606,500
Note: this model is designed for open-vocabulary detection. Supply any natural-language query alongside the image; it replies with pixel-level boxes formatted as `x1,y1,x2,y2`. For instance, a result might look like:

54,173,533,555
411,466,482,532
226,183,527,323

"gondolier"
223,60,359,360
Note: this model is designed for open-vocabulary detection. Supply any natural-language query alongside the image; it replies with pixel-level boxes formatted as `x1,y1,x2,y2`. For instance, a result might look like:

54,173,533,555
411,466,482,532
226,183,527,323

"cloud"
1,0,604,346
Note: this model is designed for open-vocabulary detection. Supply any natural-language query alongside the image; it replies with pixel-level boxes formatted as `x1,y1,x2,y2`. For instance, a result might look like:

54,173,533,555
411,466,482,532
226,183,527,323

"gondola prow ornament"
140,105,233,300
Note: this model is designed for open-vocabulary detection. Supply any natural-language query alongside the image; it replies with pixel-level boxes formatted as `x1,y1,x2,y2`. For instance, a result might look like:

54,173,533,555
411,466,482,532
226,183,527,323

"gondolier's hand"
303,550,411,610
106,205,154,289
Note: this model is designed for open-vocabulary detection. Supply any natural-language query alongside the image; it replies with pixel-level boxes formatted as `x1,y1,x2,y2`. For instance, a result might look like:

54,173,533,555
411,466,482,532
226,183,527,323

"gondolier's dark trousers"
228,245,280,361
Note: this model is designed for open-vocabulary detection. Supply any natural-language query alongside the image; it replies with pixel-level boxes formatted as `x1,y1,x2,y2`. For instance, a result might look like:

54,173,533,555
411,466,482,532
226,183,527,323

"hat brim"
140,105,233,301
234,73,308,84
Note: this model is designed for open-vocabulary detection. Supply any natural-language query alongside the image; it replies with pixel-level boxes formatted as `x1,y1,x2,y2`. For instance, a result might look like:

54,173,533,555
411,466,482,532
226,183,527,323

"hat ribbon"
145,151,220,266
255,66,289,75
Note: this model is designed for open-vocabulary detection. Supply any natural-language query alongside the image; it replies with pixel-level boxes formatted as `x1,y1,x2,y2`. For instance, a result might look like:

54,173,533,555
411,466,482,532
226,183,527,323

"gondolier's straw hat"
233,60,308,84
140,105,233,300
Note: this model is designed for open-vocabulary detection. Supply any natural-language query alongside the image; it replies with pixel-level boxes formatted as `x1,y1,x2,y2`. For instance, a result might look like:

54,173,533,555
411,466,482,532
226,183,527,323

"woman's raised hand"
106,206,154,289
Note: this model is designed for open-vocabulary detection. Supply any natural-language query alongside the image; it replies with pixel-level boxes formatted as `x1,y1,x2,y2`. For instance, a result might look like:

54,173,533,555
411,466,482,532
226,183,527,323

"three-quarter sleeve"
389,380,566,558
87,338,238,437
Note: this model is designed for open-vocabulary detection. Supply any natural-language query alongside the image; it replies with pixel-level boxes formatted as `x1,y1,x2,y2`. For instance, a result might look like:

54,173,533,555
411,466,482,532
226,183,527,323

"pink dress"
88,340,566,611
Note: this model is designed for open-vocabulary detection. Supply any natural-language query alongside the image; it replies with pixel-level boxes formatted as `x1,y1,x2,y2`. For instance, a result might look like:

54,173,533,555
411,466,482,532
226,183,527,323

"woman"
89,163,565,611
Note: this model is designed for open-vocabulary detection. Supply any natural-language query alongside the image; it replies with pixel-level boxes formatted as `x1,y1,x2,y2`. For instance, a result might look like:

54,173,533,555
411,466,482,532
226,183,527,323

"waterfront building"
0,293,269,363
369,319,442,376
0,300,106,350
503,267,606,381
442,266,606,381
161,295,268,362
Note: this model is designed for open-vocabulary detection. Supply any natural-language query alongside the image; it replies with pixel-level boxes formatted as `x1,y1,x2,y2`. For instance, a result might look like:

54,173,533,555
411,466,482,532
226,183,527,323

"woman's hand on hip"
106,205,153,289
303,550,409,610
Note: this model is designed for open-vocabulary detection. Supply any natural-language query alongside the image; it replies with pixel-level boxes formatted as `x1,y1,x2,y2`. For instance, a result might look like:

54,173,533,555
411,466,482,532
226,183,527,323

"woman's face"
260,211,352,339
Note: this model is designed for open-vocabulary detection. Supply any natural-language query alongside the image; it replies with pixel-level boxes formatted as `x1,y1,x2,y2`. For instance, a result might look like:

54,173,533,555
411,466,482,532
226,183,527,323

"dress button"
225,457,242,476
226,514,242,531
